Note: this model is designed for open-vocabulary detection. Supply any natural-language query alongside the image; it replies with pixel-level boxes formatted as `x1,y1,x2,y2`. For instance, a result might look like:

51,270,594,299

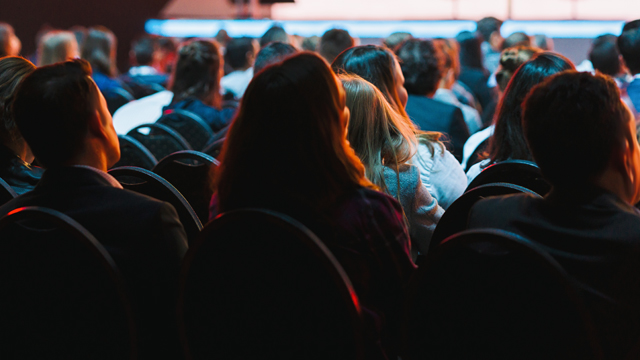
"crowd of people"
2,14,640,359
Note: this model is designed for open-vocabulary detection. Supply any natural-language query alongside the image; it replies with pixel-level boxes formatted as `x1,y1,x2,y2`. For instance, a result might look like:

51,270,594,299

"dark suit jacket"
405,94,469,161
458,67,494,111
468,186,640,358
0,166,188,359
626,77,640,113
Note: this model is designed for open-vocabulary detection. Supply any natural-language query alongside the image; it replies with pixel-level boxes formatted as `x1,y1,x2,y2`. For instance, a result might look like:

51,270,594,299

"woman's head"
487,52,575,163
215,52,373,213
495,46,539,92
0,56,36,150
331,45,408,116
340,73,417,193
37,31,80,67
170,39,223,106
81,26,117,77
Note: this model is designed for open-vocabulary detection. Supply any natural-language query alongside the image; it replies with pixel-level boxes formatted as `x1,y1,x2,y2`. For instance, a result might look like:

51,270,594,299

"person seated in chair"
220,36,258,99
0,59,188,359
468,72,640,358
120,35,169,98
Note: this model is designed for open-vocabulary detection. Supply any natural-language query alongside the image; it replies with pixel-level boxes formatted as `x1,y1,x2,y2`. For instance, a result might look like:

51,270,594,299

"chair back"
403,229,601,360
430,182,540,251
153,150,218,223
109,166,202,243
202,137,225,159
467,159,551,196
127,123,192,162
179,209,364,360
104,87,135,115
112,135,158,170
0,177,17,206
0,206,137,359
157,110,214,151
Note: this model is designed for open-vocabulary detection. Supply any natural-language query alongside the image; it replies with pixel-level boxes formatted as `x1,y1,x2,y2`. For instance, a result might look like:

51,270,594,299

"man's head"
589,35,622,76
618,24,640,75
224,37,258,71
383,32,412,51
260,26,289,48
12,59,119,169
476,17,503,50
253,41,298,75
395,38,442,97
130,35,157,67
319,29,355,64
523,71,640,201
0,23,21,58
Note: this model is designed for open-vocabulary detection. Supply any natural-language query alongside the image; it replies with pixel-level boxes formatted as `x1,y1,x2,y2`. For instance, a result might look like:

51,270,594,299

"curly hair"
495,46,539,92
395,39,442,96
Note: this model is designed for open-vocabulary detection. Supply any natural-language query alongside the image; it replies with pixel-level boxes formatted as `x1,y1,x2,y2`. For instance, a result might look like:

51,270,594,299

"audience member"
383,31,412,51
332,45,467,209
468,72,640,358
340,73,443,258
318,28,355,63
395,39,470,160
124,35,169,87
156,37,177,74
456,31,495,111
618,24,640,112
532,34,554,51
0,57,42,195
476,17,504,74
68,25,87,51
163,39,235,133
37,30,80,66
502,31,531,50
259,25,289,47
433,39,483,134
212,52,414,359
0,23,21,58
253,41,298,75
466,52,574,182
221,37,258,99
0,59,188,358
82,26,133,99
300,35,319,52
437,38,481,111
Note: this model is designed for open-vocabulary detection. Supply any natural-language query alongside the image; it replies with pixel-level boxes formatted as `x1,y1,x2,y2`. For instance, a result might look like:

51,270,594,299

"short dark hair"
395,38,442,96
131,35,156,66
319,29,354,64
253,41,297,75
260,26,288,48
523,71,629,187
589,35,621,76
12,59,96,168
224,37,255,70
456,31,484,70
618,27,640,74
476,17,503,43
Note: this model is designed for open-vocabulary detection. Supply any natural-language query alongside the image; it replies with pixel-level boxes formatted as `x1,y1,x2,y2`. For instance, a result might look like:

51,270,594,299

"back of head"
618,26,640,75
81,26,116,77
37,31,79,67
260,26,289,48
384,32,412,51
523,72,630,188
434,38,461,78
395,38,442,96
488,52,575,163
216,53,370,214
495,46,540,92
170,39,222,105
476,17,503,43
340,73,416,193
0,23,20,58
224,37,256,71
12,59,96,168
253,41,297,75
533,34,553,51
0,57,35,146
502,32,531,50
332,45,405,115
300,36,319,52
130,35,156,67
589,35,621,76
456,31,484,70
319,29,355,64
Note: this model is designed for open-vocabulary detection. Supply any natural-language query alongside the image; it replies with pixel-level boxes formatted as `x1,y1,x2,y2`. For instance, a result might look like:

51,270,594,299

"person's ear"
88,109,108,140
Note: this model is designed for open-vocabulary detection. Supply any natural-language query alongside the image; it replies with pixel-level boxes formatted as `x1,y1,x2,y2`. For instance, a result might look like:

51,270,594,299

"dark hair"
81,26,117,77
0,57,35,146
523,71,629,187
300,36,319,52
170,39,222,106
589,35,621,76
502,32,531,50
253,41,298,75
495,46,539,91
12,59,96,168
456,31,484,70
332,45,406,116
131,35,156,66
384,32,412,51
215,52,374,216
224,37,255,70
395,38,441,96
618,27,640,74
476,17,503,43
319,29,354,64
623,19,640,33
260,26,288,48
486,52,575,164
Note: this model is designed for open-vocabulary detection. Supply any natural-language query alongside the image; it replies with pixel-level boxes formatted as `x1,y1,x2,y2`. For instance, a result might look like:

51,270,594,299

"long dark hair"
81,26,117,77
215,53,374,216
169,39,222,107
486,52,575,164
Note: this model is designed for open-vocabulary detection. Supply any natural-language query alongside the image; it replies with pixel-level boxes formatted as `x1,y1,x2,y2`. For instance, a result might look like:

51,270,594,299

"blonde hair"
340,73,417,197
37,31,79,67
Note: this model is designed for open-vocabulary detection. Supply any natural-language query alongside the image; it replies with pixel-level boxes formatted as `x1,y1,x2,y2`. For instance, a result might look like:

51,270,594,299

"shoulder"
468,193,538,225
